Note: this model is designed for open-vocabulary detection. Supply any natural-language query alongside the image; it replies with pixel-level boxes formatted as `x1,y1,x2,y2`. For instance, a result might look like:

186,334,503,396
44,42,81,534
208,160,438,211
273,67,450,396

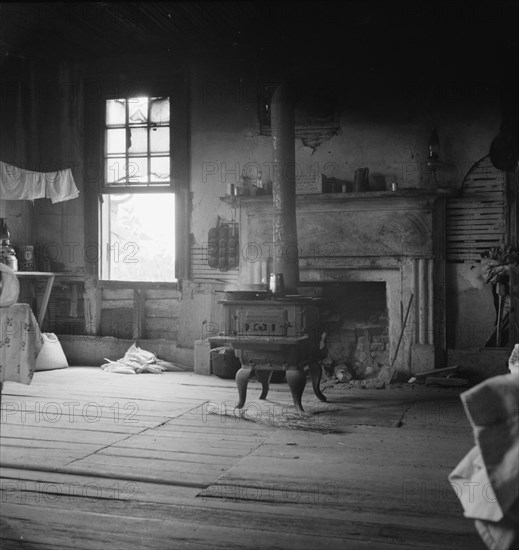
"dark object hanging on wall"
490,133,519,172
207,227,219,268
218,224,229,269
206,220,239,271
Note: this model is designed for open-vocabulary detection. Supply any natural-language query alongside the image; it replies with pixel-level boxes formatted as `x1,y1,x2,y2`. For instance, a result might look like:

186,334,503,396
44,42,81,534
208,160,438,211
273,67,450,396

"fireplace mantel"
233,189,452,262
231,188,451,375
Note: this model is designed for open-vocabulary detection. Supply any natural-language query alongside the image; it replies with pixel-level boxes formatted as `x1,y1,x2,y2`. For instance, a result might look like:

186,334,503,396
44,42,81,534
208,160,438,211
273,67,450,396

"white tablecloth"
0,303,43,385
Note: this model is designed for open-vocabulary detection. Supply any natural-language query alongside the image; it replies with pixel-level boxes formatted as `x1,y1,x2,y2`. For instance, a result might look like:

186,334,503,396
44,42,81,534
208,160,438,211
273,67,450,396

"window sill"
99,280,179,290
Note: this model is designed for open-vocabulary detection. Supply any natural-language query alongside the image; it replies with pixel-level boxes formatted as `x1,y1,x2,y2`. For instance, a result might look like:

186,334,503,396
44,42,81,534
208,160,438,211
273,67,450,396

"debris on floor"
101,343,186,374
407,365,468,387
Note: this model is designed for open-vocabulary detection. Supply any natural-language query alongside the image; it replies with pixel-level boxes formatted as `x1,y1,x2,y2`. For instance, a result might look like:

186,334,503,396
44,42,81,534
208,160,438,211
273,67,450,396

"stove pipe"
271,83,299,294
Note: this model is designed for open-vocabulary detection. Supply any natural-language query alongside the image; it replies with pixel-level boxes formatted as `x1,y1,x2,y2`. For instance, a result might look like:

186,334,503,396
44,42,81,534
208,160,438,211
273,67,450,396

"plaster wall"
9,53,501,351
189,55,501,350
446,262,496,349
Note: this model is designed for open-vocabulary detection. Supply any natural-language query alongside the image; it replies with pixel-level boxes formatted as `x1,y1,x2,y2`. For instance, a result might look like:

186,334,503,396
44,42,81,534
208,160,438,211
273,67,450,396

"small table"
16,272,56,326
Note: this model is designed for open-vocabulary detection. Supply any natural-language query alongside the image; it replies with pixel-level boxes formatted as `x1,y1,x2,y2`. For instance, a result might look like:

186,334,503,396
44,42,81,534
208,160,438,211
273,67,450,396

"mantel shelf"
220,187,458,206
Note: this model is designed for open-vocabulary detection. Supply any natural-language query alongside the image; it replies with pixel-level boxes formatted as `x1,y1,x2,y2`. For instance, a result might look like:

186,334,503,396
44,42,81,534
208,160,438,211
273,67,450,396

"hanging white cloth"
0,161,79,203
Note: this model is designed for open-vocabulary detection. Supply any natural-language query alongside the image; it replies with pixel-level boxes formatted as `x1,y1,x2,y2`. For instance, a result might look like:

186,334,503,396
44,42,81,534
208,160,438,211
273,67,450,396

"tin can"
19,244,35,271
269,273,285,297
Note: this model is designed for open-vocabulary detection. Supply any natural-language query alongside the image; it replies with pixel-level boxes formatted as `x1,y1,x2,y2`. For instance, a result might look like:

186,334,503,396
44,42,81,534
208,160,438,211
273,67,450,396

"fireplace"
305,282,389,379
235,189,450,375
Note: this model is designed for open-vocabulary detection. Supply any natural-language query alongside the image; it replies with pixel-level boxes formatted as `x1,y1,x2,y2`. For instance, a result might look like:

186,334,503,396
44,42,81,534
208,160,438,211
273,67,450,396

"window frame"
100,94,175,283
84,75,190,288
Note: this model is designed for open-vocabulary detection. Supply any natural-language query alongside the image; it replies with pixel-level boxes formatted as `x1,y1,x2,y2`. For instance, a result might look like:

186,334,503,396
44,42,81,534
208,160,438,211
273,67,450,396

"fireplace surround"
233,189,451,375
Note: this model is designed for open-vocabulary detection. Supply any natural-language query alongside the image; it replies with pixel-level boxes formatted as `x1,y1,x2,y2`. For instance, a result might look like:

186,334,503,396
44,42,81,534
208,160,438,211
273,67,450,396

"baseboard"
447,347,511,382
57,334,194,369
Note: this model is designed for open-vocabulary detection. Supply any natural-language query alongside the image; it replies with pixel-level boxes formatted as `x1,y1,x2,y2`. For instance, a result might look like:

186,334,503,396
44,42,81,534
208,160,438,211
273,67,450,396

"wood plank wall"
190,244,239,285
100,286,181,340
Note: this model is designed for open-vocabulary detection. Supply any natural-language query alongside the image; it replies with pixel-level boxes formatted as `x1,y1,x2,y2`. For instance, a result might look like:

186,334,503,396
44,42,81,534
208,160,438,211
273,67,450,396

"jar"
0,242,18,271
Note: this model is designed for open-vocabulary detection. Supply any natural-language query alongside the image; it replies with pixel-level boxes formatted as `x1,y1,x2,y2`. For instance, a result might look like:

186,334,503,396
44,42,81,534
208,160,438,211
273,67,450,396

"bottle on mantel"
0,218,18,271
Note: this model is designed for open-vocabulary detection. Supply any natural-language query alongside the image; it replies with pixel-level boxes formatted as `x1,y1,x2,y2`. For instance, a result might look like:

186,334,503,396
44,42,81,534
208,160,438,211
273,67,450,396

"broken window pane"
150,157,170,182
150,97,170,124
106,99,126,126
128,128,148,154
128,97,148,124
106,129,126,154
104,96,170,187
150,127,169,153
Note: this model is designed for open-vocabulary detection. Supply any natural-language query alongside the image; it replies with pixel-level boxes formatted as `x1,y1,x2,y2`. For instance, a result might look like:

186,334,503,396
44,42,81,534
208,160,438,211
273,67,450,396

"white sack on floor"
101,343,185,374
35,333,69,371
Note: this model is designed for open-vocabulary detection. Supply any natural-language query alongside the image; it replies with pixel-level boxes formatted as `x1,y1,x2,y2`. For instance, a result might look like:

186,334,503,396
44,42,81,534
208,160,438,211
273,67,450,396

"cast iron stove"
209,295,326,412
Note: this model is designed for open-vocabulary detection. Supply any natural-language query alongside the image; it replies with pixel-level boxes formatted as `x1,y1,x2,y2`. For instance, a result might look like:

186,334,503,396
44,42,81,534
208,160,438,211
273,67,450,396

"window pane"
150,127,169,153
128,128,148,154
106,157,127,183
106,128,127,154
102,193,175,282
128,97,148,124
106,99,126,126
127,157,148,183
150,157,170,182
150,97,170,124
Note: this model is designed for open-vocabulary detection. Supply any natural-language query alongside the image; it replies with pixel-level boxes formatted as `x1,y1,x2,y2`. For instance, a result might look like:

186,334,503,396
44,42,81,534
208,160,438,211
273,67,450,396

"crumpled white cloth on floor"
0,160,79,203
101,343,185,374
449,371,519,550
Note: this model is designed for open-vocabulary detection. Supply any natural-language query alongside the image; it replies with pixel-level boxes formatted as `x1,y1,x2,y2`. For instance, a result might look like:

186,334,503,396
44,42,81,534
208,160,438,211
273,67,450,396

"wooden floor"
0,367,485,549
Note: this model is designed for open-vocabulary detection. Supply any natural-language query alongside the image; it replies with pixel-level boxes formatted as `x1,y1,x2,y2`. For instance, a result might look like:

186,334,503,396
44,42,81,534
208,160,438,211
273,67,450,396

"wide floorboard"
1,367,484,549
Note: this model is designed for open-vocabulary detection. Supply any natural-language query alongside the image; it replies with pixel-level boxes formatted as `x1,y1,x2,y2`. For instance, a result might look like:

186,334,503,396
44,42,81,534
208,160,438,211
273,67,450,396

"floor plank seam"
58,401,212,468
0,463,209,489
60,423,167,468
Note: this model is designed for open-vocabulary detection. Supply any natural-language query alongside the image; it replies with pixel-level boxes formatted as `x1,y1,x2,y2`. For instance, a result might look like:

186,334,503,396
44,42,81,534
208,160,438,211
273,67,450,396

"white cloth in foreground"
0,160,79,203
449,371,519,550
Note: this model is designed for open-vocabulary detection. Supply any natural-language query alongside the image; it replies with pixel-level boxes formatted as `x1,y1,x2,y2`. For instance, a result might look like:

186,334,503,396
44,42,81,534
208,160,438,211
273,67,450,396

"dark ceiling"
1,1,518,66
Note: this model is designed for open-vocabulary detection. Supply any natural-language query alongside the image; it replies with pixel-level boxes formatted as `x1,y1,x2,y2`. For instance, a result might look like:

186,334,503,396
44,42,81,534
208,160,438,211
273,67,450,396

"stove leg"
235,367,252,409
286,369,306,413
309,360,327,402
256,368,272,400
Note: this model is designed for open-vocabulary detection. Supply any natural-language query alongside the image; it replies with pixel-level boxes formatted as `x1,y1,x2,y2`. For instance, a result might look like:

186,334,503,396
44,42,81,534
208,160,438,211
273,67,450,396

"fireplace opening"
302,282,389,380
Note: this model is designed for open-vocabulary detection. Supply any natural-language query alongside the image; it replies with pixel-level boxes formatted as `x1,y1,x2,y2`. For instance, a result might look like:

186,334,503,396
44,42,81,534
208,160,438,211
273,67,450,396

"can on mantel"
19,245,35,271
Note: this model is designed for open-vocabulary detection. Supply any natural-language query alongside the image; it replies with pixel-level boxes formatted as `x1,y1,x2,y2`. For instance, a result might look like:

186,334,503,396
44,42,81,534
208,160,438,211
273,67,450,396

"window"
100,96,176,282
